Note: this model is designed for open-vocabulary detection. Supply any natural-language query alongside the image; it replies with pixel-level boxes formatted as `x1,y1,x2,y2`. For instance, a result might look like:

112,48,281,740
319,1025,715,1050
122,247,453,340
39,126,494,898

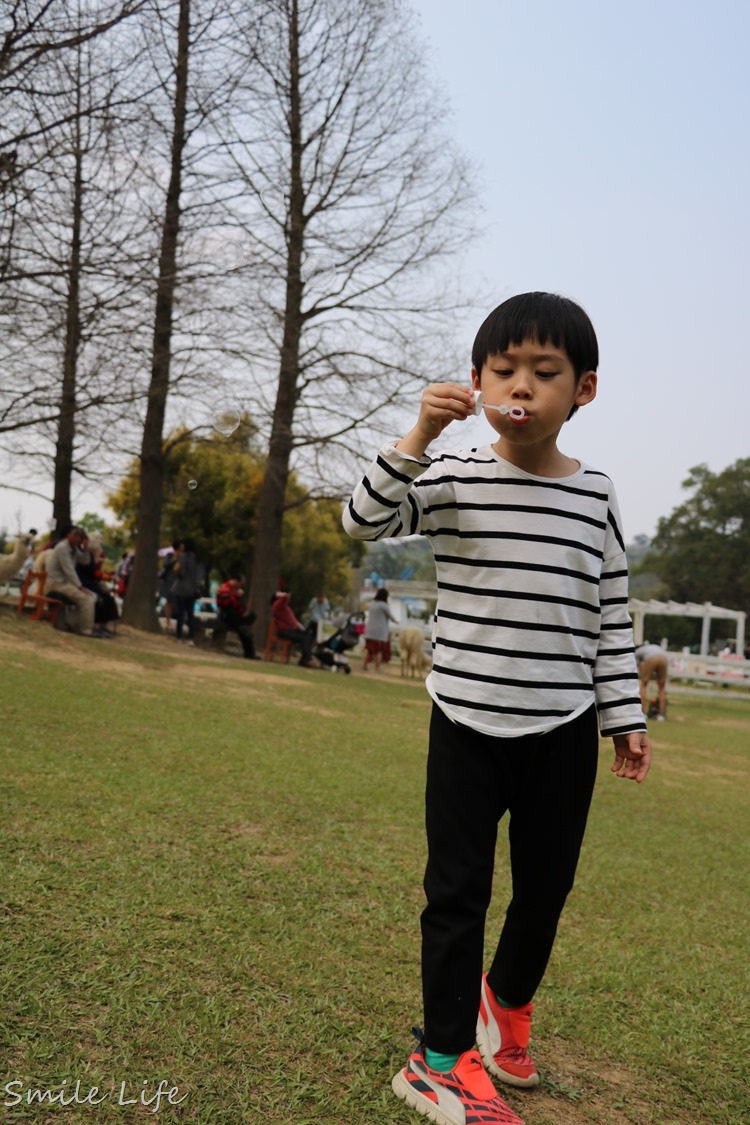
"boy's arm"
396,383,475,459
611,730,652,784
344,382,474,542
594,485,647,738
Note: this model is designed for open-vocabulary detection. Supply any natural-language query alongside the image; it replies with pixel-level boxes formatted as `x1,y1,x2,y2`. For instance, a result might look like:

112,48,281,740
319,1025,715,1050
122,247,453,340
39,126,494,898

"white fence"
668,652,750,689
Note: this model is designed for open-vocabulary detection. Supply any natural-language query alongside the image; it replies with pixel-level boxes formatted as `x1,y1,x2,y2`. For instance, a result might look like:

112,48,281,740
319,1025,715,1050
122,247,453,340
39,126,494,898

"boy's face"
471,339,597,450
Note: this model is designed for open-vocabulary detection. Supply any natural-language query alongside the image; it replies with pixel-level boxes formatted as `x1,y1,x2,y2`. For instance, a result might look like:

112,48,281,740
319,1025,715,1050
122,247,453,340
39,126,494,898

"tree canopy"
642,459,750,616
106,426,358,615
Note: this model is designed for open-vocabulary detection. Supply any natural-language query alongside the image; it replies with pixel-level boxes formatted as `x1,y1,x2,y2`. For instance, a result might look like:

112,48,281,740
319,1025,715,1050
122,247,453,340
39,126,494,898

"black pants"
421,702,598,1055
278,627,314,662
175,595,196,640
221,608,257,658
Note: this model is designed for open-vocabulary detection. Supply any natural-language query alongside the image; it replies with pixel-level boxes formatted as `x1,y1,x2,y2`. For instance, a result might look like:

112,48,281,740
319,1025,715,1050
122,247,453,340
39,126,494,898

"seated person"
215,578,258,659
76,531,119,636
271,591,315,667
45,526,98,637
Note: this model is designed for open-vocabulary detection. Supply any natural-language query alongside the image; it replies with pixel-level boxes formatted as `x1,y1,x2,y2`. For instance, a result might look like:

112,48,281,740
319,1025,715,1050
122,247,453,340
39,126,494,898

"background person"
172,538,202,646
271,590,315,667
635,642,669,720
76,531,119,636
115,550,134,598
216,577,258,659
158,546,178,633
40,523,67,551
306,590,331,643
45,526,98,637
362,587,397,672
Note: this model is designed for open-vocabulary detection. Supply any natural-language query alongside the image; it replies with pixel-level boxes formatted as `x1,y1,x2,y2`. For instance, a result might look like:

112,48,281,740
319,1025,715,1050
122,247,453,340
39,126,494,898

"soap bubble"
212,408,241,437
187,479,198,491
212,236,247,270
260,185,285,213
304,251,338,292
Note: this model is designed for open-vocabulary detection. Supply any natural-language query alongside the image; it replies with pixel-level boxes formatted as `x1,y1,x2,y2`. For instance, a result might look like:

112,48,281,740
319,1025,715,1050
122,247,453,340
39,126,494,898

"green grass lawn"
1,610,748,1124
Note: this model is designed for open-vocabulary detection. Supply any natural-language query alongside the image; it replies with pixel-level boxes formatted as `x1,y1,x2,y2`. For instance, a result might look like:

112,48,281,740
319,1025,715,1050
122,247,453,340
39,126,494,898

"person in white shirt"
362,588,397,671
46,527,97,636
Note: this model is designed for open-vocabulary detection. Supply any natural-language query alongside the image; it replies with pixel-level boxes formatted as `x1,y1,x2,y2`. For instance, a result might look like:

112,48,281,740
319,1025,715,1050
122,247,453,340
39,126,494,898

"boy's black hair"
472,292,599,379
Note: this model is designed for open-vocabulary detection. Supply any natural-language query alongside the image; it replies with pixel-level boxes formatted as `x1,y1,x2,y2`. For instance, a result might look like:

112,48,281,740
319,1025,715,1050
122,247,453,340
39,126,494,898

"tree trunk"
249,319,303,643
249,0,304,645
52,72,84,532
122,0,190,632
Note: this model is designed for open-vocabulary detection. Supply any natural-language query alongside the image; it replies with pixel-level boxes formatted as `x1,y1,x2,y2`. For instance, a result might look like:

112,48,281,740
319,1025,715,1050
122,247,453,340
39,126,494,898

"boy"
343,292,651,1125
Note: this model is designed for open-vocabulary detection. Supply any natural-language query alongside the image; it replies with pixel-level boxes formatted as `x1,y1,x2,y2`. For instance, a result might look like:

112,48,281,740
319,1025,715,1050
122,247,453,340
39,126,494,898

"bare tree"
1,0,257,603
0,0,146,86
119,0,191,630
0,0,147,280
1,0,473,635
212,0,474,639
120,0,257,630
0,13,158,528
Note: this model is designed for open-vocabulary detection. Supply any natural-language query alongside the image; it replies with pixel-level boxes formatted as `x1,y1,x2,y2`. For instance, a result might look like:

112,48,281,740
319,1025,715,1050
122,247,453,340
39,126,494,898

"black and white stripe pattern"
344,441,646,738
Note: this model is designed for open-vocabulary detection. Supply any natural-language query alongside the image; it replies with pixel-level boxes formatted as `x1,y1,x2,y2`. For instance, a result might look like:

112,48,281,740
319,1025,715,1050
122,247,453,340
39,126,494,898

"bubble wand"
471,391,526,420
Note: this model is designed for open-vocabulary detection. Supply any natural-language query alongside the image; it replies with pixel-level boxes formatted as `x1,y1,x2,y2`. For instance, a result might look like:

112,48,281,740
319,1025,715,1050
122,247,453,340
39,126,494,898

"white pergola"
360,580,747,656
629,599,746,656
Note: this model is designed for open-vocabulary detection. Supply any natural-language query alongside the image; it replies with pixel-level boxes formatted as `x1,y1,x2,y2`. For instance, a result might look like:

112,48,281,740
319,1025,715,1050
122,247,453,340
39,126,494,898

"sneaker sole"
475,1019,540,1089
391,1068,461,1125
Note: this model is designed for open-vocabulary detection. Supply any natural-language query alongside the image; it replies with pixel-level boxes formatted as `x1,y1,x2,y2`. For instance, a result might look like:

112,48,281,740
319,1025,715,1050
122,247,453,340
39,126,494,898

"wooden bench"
264,617,292,663
17,570,65,626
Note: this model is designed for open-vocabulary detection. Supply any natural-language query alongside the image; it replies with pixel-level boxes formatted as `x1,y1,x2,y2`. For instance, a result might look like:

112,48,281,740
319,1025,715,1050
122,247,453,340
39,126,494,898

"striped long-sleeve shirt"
343,441,646,739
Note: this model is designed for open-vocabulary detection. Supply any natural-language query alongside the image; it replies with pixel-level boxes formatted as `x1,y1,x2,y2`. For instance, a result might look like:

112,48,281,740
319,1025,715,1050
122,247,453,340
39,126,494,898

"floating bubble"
260,185,285,212
304,251,338,292
212,408,241,437
211,236,247,270
187,479,198,491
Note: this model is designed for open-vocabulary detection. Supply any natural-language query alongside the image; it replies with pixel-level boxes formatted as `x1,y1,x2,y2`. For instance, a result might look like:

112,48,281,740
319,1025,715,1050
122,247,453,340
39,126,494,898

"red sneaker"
392,1034,525,1125
476,975,539,1088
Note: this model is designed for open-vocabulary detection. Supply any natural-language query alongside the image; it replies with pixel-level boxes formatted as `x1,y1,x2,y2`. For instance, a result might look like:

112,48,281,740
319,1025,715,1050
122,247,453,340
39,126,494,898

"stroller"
314,612,365,674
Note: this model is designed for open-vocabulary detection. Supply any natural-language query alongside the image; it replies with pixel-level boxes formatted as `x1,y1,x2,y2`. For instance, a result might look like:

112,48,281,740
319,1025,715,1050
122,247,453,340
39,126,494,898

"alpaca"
0,531,36,585
398,626,431,678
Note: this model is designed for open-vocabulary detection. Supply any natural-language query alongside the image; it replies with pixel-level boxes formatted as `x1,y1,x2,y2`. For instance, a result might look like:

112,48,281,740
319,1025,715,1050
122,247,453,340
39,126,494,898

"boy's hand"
611,731,652,783
396,383,475,458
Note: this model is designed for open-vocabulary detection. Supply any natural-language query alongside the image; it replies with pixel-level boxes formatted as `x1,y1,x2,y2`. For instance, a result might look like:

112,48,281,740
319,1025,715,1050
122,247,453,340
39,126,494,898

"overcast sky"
2,0,748,543
406,0,750,541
